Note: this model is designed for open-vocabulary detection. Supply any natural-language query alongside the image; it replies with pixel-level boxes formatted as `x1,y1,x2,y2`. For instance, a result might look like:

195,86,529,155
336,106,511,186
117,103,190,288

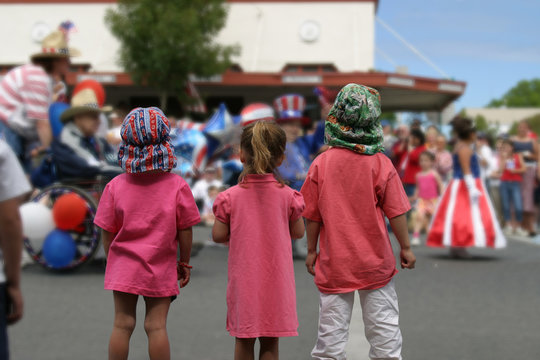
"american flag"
58,21,76,40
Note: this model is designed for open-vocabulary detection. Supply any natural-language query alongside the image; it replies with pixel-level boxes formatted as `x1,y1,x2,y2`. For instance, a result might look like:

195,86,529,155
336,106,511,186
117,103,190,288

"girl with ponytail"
212,121,305,360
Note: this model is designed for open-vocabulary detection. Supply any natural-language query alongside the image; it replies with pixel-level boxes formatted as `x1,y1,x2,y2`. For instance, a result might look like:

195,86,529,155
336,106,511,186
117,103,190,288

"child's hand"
177,266,191,288
400,248,416,269
305,252,317,276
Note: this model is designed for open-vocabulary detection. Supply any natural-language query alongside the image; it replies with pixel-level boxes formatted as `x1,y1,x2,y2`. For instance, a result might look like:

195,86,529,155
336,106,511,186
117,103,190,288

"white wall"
0,1,375,73
217,2,375,72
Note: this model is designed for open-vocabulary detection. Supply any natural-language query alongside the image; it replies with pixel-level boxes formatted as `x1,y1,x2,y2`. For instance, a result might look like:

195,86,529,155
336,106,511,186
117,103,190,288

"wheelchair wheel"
24,184,101,271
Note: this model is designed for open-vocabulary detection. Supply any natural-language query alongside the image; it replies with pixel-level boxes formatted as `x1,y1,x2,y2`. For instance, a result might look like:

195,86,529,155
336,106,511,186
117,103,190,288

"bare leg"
235,338,256,360
144,297,171,360
109,291,138,360
259,337,279,360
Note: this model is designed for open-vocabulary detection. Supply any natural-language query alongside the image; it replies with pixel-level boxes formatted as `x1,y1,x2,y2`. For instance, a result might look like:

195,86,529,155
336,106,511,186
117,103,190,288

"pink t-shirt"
417,171,439,200
213,173,305,338
94,172,200,297
301,148,410,293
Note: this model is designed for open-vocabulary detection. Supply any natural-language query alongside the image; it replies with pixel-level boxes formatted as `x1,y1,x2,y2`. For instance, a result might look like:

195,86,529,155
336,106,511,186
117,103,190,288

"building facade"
0,0,465,115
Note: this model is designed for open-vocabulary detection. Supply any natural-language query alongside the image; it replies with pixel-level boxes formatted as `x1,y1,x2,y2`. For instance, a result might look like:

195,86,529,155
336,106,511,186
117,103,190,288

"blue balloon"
48,102,69,138
42,229,76,268
173,129,208,164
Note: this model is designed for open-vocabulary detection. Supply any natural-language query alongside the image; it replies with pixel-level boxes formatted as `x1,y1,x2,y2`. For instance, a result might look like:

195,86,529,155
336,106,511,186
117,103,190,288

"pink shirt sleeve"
379,169,411,219
177,182,201,229
213,191,231,224
300,164,322,222
289,191,305,221
94,183,119,233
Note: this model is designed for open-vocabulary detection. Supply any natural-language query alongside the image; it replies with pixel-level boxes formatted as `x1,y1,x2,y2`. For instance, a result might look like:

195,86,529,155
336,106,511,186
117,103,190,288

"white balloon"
19,202,55,245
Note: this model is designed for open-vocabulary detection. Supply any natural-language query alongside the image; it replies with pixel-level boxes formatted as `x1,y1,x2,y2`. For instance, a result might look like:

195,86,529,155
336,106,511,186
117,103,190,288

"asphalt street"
8,227,540,360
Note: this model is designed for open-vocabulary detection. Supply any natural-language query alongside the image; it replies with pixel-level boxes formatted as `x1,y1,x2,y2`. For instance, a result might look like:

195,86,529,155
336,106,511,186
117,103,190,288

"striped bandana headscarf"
118,107,177,173
325,83,384,155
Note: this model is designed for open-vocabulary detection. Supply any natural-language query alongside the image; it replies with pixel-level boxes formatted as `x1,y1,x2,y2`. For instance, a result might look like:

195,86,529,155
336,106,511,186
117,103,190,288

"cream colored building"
0,0,465,115
464,108,540,127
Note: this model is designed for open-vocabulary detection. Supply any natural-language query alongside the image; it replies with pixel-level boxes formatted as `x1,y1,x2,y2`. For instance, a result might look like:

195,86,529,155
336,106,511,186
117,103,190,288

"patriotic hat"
60,89,101,123
325,83,384,155
273,94,309,124
118,107,177,173
240,103,275,127
31,31,80,61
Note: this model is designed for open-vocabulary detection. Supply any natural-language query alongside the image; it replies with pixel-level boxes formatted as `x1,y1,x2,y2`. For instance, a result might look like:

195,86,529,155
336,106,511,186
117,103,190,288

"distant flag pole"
376,17,450,79
185,81,207,114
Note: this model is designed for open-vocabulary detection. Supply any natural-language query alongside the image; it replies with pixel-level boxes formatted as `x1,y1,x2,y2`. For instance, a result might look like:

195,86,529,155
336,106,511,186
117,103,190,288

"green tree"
106,0,239,111
488,79,540,107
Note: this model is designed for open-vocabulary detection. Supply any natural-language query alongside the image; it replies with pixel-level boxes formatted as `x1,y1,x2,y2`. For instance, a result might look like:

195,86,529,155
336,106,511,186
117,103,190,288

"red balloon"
52,193,88,230
73,79,106,107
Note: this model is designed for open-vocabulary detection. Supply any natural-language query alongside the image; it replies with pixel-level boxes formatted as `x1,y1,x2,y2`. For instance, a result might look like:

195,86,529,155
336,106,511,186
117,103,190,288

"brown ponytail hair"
239,121,286,184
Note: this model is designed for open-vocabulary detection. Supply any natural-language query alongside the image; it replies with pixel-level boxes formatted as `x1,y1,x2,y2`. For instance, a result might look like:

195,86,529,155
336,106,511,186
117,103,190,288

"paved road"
9,227,540,359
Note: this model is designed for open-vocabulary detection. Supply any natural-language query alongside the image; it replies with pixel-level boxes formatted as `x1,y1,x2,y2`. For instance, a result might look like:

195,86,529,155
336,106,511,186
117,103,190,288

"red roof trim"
53,70,464,94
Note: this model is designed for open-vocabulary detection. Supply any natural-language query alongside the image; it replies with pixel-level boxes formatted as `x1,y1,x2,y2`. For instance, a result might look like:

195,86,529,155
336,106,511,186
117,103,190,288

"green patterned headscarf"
325,83,384,155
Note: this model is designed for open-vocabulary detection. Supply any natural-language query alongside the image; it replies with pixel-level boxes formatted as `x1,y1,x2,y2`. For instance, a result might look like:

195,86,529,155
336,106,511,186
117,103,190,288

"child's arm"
388,214,416,269
305,219,321,276
290,218,305,240
513,154,527,174
177,227,193,288
212,220,230,243
101,229,114,257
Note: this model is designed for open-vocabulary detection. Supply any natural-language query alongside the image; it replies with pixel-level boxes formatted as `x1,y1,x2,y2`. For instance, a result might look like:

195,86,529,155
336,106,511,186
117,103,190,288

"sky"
374,0,540,110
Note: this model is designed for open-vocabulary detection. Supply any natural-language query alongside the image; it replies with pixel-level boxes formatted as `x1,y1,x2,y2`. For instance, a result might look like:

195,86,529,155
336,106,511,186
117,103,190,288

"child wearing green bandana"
301,84,416,360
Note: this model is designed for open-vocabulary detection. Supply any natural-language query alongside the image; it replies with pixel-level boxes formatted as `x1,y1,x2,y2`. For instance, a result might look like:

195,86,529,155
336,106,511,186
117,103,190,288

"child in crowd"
410,151,444,246
94,107,200,360
212,121,305,360
200,185,221,226
191,166,223,210
400,128,427,196
498,139,527,236
301,84,416,360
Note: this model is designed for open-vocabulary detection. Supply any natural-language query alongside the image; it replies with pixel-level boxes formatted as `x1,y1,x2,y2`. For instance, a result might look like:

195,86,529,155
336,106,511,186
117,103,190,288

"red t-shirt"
401,144,427,184
301,148,411,293
500,154,522,182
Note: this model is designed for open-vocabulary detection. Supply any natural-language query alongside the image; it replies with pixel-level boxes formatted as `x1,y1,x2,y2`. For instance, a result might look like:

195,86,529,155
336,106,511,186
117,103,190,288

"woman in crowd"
511,120,538,235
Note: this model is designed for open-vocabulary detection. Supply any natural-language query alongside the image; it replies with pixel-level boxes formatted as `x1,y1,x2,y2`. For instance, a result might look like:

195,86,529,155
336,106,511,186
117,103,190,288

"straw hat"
31,31,80,61
60,89,101,123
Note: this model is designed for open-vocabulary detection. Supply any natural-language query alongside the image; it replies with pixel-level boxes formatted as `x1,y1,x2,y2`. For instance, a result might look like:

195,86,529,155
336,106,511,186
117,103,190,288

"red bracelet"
177,262,193,269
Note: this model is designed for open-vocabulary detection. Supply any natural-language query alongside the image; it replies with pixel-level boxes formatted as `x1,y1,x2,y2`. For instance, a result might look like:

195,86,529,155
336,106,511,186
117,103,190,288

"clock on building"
31,22,51,43
299,21,320,43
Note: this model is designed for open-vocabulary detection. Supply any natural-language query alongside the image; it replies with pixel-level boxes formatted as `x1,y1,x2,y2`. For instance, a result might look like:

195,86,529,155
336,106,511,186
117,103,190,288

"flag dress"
427,153,506,249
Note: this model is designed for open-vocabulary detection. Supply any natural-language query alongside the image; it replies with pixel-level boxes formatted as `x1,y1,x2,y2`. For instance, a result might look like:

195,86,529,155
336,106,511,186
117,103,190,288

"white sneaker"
515,227,529,237
503,225,514,236
411,236,421,246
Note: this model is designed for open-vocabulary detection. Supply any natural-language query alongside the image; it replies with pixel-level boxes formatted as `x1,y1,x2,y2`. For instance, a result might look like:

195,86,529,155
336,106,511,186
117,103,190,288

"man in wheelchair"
52,89,121,180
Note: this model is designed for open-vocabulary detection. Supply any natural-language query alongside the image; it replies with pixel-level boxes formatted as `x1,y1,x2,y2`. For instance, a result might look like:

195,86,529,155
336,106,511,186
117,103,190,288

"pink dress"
213,174,305,338
416,171,439,216
94,172,200,297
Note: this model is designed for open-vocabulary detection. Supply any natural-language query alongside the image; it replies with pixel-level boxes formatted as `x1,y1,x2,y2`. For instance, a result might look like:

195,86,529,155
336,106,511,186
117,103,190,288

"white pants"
311,279,402,360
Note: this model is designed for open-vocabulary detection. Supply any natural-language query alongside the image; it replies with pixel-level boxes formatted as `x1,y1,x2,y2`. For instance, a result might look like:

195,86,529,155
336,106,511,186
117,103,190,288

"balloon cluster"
20,193,88,268
172,103,241,176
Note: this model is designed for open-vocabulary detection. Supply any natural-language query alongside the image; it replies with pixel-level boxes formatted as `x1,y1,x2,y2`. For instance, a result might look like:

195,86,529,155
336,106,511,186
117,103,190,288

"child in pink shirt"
301,84,416,360
94,107,200,360
409,151,444,246
212,121,305,360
